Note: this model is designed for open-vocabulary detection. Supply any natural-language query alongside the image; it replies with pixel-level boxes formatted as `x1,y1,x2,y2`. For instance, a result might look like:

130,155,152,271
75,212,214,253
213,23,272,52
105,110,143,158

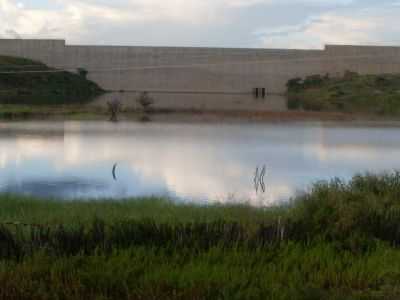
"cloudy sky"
0,0,399,49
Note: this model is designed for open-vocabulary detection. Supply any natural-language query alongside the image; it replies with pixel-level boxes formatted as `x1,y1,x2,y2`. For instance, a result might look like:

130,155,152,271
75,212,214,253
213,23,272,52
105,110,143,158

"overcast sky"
0,0,399,49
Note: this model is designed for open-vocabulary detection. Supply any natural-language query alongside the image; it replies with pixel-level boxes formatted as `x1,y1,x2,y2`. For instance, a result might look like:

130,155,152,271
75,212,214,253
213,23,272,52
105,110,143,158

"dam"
0,39,400,111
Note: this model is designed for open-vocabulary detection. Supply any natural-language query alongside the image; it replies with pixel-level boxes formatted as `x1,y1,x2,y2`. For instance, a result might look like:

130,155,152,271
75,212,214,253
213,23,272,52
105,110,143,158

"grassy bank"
287,72,400,116
0,56,104,105
1,172,400,299
0,104,109,120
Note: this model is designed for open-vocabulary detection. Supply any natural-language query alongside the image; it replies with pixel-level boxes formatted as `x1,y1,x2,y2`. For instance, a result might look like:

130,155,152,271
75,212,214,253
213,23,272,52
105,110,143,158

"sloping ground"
287,72,400,116
0,56,104,105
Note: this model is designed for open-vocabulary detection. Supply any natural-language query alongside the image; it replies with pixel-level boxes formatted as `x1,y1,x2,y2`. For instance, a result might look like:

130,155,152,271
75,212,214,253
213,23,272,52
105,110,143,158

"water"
0,121,399,206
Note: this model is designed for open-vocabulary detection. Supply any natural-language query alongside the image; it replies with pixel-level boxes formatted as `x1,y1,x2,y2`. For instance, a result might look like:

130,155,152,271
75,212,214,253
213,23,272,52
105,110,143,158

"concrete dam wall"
1,39,400,111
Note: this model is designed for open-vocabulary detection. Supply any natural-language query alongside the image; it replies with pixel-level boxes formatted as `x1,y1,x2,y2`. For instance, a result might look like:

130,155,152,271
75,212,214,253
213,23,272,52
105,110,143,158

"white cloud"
256,4,400,49
0,0,83,40
0,0,356,36
0,0,399,48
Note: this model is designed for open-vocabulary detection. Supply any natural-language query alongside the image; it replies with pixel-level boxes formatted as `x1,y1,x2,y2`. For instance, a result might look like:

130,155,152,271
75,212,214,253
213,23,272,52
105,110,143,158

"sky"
0,0,399,49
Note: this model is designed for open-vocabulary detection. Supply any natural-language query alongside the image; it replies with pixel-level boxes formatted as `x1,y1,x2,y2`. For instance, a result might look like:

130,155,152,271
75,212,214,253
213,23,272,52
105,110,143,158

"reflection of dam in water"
0,39,400,111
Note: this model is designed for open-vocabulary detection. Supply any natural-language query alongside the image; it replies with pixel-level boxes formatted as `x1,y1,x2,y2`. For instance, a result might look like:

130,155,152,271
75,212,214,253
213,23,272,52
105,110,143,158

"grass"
1,172,400,299
0,104,109,120
287,72,400,116
0,55,104,105
0,199,280,226
1,243,400,300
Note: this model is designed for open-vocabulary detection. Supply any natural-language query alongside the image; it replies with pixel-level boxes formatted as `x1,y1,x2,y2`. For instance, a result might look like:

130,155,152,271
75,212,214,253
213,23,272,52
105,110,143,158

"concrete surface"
0,39,399,111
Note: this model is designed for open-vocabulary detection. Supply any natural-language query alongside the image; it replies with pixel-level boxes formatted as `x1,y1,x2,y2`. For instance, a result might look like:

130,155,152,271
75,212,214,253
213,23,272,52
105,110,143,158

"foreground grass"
287,72,400,116
1,172,400,299
0,55,104,105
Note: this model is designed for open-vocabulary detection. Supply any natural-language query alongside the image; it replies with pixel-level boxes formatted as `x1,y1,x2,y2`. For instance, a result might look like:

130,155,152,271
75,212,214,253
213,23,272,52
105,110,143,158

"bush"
286,72,400,115
286,78,303,91
77,68,88,79
136,91,154,112
375,75,390,87
301,98,327,111
287,96,302,109
343,70,359,80
0,57,103,105
303,75,324,88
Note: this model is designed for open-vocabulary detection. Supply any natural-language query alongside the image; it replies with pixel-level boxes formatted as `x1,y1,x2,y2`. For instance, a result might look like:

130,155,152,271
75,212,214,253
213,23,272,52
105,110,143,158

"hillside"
287,72,400,116
0,56,104,105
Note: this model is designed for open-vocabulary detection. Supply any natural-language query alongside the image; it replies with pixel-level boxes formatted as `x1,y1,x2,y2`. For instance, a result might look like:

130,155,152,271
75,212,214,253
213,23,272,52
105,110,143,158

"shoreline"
1,172,400,299
2,105,400,126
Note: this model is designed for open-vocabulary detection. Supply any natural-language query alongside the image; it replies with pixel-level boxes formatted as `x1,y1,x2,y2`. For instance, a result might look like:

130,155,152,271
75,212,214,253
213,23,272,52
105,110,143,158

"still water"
0,121,399,206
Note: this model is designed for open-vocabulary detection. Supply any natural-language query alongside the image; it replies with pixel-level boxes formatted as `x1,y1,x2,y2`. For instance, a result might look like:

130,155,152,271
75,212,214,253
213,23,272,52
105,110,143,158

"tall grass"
1,172,400,299
0,195,281,226
0,243,399,299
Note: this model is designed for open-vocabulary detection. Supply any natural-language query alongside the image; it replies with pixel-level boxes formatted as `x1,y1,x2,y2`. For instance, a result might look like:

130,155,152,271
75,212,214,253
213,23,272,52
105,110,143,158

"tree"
77,68,88,79
136,91,154,112
107,98,122,122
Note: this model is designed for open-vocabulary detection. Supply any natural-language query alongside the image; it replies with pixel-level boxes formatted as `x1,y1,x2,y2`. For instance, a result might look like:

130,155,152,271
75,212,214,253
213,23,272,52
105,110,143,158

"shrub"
136,91,154,112
301,98,327,111
107,99,122,122
286,78,303,91
375,75,390,87
343,70,359,80
303,75,324,88
77,68,88,79
287,96,302,109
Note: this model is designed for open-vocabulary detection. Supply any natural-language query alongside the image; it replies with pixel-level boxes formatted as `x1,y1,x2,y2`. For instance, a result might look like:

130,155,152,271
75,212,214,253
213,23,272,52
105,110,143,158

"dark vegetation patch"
287,71,400,116
1,172,400,299
0,55,104,105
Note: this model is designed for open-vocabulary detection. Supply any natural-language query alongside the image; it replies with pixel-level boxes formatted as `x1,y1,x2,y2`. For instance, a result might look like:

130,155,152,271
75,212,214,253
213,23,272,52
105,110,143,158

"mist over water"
0,121,399,206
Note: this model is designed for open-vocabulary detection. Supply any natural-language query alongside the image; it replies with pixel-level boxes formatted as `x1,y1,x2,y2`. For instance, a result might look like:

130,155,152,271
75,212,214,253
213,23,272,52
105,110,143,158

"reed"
1,172,400,299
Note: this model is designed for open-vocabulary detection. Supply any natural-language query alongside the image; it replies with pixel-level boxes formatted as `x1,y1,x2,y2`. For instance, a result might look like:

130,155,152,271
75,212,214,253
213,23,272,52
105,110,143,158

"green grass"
1,172,400,299
0,196,281,226
1,243,400,300
0,55,104,105
0,104,108,120
287,72,400,116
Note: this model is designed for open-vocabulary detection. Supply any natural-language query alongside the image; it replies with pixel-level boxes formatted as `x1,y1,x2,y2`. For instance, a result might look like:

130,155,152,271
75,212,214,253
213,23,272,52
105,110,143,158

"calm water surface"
0,121,399,206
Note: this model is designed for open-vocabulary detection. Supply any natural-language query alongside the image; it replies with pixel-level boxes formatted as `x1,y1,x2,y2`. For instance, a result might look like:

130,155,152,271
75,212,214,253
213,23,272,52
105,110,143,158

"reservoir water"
0,121,399,206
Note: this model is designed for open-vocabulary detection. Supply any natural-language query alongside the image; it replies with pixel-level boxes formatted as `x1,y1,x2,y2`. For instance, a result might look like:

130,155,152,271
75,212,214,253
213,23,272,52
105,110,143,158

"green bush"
287,96,302,109
286,72,400,116
77,67,89,79
0,56,104,105
303,74,324,88
343,70,359,80
286,77,303,91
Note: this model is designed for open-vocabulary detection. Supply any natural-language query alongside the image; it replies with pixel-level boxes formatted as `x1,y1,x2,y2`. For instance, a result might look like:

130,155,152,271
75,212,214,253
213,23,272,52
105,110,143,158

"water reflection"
2,178,107,199
0,121,399,205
